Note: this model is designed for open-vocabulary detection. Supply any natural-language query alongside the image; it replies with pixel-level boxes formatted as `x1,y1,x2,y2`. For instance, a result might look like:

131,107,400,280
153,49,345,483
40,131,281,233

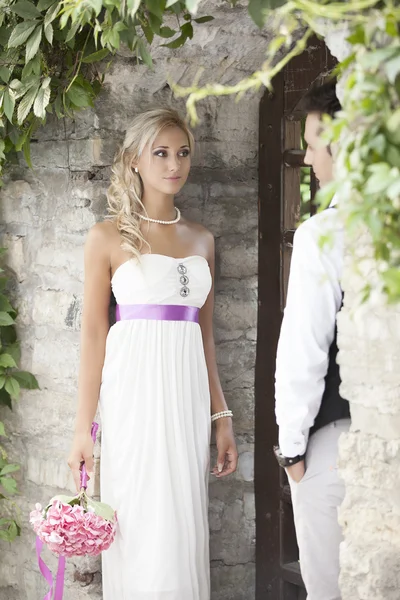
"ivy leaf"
0,476,18,495
0,67,11,84
37,0,57,10
248,0,286,28
385,54,400,84
159,26,176,38
145,0,165,19
181,22,193,39
44,3,60,27
82,48,110,63
194,16,214,23
0,295,13,313
10,74,40,99
5,376,20,400
44,23,53,44
26,26,43,64
185,0,201,13
166,0,180,6
0,312,14,326
0,354,17,369
3,90,16,124
11,371,39,390
17,83,40,125
8,21,39,48
137,39,153,68
10,1,41,19
161,33,187,49
126,0,141,18
66,83,93,108
33,78,51,119
5,343,20,365
0,388,12,410
0,464,20,476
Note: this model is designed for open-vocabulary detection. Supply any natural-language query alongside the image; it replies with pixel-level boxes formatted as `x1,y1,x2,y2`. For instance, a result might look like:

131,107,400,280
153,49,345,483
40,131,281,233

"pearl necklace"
139,207,181,225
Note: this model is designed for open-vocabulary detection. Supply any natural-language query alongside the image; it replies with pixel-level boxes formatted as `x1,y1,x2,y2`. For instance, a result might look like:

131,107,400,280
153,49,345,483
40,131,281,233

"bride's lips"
164,176,181,180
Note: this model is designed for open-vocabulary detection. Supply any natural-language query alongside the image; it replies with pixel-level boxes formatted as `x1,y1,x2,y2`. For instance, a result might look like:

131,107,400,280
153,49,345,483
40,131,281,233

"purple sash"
115,304,200,324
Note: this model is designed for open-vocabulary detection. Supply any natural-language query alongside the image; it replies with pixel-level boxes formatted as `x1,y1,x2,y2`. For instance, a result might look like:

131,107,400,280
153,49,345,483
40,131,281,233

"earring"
134,167,138,173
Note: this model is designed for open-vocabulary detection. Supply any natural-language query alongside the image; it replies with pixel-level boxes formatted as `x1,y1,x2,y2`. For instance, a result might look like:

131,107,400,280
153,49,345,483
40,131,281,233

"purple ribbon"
36,422,98,599
115,303,200,323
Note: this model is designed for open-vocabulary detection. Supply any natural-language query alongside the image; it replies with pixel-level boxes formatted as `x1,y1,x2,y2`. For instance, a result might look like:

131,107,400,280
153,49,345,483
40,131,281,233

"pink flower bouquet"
30,423,117,599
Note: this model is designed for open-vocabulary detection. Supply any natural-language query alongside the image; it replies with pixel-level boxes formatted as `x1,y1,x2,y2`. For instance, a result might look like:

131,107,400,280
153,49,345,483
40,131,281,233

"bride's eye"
153,150,167,157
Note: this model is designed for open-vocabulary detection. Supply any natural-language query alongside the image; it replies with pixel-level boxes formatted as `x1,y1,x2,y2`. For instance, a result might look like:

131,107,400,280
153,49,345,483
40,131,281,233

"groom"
274,81,351,600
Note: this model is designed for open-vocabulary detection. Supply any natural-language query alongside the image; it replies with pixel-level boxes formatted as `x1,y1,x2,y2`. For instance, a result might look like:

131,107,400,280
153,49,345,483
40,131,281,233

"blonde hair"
107,107,195,259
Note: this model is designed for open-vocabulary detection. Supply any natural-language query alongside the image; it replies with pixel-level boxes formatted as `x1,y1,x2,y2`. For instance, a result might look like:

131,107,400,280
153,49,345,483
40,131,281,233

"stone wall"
0,2,265,599
324,31,400,600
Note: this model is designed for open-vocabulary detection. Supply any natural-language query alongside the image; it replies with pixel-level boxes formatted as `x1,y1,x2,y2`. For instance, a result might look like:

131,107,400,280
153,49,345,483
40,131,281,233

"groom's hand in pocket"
286,460,305,483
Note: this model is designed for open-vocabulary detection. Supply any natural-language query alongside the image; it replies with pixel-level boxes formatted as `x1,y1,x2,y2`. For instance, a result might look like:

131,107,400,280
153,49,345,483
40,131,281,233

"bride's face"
134,126,191,196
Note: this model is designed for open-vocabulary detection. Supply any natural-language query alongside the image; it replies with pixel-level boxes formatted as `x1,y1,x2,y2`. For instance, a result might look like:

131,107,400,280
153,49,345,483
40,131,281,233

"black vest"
310,313,350,436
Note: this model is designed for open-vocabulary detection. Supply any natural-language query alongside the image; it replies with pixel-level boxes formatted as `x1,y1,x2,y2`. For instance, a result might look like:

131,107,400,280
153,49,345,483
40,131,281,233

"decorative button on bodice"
177,264,190,297
180,286,190,298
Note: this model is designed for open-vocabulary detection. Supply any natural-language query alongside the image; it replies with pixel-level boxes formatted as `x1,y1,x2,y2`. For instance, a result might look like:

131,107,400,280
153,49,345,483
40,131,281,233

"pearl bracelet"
211,410,233,423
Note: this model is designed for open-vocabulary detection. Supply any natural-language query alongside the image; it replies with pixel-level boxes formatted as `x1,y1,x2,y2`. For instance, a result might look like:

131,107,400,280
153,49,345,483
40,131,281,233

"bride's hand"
213,419,238,478
68,432,95,492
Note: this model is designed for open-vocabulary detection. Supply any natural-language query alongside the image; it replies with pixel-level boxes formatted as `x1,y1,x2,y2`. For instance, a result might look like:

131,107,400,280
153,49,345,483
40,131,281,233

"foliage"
0,248,39,542
0,0,218,181
174,0,400,303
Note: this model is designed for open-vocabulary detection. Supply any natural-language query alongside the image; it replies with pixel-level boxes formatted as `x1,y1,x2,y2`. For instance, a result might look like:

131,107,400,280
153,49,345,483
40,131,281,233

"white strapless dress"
99,254,212,600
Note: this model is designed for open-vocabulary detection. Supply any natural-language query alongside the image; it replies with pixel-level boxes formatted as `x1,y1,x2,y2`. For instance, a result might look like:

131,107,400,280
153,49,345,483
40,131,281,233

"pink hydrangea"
30,497,117,558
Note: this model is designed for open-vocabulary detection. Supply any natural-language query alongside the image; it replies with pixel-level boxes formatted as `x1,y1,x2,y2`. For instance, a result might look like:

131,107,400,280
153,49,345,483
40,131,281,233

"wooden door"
254,37,336,600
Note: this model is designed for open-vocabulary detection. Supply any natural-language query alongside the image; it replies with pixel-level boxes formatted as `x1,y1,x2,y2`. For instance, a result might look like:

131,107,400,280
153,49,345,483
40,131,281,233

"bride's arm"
199,232,238,478
68,223,112,490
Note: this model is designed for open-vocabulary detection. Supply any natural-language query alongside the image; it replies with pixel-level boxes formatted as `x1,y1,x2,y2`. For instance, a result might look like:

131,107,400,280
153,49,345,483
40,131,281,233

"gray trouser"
288,419,351,600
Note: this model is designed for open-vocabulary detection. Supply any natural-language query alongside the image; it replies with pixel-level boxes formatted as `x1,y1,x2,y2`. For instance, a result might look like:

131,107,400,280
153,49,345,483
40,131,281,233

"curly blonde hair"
107,107,195,259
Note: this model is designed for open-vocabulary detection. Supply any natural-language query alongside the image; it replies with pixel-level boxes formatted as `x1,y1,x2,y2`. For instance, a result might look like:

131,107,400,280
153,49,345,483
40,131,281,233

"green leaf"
0,67,11,84
185,0,201,12
44,23,53,44
26,26,43,64
0,464,20,476
0,388,12,410
158,26,176,38
5,377,20,400
141,23,154,44
145,0,165,19
0,476,18,495
12,371,39,390
0,421,6,436
8,21,38,48
0,295,13,313
126,0,141,18
37,0,57,10
248,0,284,28
181,22,193,39
3,90,16,124
86,497,116,522
33,80,51,119
10,1,41,19
82,48,110,63
194,16,214,23
137,39,153,67
66,83,93,108
0,312,15,326
17,83,40,125
44,2,60,27
382,268,400,302
0,354,17,369
166,0,180,6
162,33,186,49
385,54,400,84
10,74,40,99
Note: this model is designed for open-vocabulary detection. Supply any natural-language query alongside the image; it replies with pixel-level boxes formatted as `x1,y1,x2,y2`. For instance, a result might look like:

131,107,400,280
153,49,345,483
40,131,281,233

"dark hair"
302,79,342,118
